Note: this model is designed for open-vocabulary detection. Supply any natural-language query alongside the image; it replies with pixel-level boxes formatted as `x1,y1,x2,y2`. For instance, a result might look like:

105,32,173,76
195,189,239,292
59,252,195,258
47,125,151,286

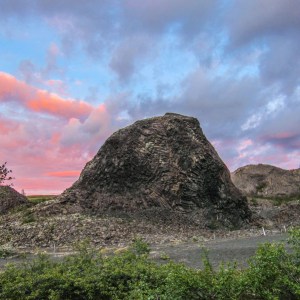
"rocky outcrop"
231,164,300,198
0,186,28,214
57,113,251,228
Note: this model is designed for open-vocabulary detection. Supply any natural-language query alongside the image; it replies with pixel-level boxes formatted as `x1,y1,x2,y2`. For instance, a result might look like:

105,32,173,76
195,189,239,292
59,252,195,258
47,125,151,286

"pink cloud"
0,72,126,195
0,72,102,194
0,71,93,119
266,132,295,139
46,170,81,177
27,90,92,119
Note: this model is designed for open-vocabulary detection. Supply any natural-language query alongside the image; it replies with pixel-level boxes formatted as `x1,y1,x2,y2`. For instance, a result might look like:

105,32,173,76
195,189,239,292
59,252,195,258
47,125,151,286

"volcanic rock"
0,185,28,214
231,164,300,198
58,113,251,228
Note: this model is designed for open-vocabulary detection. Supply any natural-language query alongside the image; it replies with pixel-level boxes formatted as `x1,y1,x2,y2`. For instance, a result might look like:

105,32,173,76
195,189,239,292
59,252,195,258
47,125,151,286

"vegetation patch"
249,195,300,207
22,209,36,224
256,181,268,192
0,247,17,259
26,195,56,205
0,229,299,299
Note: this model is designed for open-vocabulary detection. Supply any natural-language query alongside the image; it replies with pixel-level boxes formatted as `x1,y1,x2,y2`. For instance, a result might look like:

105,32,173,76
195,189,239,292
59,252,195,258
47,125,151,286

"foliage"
249,195,299,207
249,197,258,206
256,181,268,192
27,195,55,205
241,242,299,299
129,237,150,256
272,196,299,206
0,229,299,299
22,209,36,224
0,247,16,259
0,162,13,186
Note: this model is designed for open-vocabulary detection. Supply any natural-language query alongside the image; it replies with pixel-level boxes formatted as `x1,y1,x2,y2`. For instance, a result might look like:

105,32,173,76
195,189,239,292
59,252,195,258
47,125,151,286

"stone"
231,164,300,198
0,185,28,214
58,113,251,228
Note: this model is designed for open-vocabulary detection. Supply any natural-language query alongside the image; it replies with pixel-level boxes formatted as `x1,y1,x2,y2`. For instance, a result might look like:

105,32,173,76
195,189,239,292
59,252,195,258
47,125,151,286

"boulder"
231,164,300,198
58,113,251,228
0,185,28,214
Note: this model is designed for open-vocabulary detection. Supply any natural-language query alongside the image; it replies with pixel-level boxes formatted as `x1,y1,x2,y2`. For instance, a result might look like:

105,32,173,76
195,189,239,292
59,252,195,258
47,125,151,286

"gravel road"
0,233,289,270
150,233,289,269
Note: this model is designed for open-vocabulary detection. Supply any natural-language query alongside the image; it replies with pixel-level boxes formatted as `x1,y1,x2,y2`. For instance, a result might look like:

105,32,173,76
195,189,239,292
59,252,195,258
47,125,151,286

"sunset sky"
0,0,299,195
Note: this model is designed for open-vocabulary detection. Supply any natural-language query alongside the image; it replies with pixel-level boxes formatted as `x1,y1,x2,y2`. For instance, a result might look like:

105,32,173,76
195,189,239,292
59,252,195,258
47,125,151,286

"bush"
0,229,299,299
129,237,150,256
27,195,55,205
22,209,36,223
0,247,16,259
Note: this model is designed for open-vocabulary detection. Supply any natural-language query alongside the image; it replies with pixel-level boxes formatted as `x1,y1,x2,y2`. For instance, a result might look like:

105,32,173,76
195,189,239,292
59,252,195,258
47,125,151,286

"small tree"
0,162,13,186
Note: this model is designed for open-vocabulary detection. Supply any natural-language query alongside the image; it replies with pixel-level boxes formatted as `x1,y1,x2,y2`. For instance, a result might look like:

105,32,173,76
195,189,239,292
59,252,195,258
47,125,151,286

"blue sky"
0,0,299,194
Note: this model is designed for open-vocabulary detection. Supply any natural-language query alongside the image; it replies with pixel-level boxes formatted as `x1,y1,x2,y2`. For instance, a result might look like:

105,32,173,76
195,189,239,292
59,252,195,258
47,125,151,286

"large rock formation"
0,186,28,214
231,164,300,198
58,113,251,228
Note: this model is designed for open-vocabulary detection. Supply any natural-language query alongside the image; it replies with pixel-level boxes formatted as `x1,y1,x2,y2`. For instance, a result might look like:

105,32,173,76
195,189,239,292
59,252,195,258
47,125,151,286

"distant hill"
231,164,300,198
0,186,28,214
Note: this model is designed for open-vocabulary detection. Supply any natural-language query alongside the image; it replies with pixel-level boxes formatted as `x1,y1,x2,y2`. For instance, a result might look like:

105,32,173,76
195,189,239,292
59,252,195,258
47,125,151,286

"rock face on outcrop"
0,186,28,214
58,113,251,228
231,164,300,198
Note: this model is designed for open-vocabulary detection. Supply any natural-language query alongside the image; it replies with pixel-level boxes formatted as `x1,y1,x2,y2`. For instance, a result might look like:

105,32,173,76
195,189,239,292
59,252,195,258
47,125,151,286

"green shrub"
0,247,16,259
27,195,55,205
0,229,299,299
22,210,35,223
250,197,258,206
239,228,300,299
256,181,268,192
129,237,150,256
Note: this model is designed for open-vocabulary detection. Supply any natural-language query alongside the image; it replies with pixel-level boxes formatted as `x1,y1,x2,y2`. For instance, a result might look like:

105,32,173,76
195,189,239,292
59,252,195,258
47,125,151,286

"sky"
0,0,299,195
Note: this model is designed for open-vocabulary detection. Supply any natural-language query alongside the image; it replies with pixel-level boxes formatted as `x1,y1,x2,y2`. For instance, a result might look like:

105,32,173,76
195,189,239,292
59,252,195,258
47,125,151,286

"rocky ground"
0,233,289,270
0,196,298,250
0,186,28,214
231,164,300,198
0,196,299,271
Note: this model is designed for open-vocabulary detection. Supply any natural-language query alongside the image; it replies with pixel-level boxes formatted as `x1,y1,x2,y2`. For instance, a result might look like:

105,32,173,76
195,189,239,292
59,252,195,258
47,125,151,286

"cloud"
129,67,267,139
0,71,133,194
255,99,300,152
0,1,221,84
42,43,63,78
110,35,155,82
227,0,300,47
46,170,81,177
0,72,93,119
18,60,37,85
227,0,300,94
0,112,89,194
259,37,300,94
0,72,104,193
122,0,218,37
27,90,92,119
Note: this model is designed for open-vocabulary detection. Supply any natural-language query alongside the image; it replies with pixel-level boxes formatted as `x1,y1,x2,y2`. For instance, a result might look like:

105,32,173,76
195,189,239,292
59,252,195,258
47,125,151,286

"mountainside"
56,113,251,228
0,186,28,214
231,164,300,198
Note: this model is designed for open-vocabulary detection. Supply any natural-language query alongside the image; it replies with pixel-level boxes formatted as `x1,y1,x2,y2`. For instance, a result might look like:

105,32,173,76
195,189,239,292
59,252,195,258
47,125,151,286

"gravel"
0,233,289,270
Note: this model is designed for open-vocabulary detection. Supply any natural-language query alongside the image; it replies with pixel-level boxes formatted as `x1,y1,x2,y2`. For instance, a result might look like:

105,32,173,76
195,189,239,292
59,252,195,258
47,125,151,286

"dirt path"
0,233,288,270
150,233,288,269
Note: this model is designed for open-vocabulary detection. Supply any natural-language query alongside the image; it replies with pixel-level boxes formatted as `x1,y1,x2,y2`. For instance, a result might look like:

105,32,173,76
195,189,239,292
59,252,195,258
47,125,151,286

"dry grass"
26,195,56,205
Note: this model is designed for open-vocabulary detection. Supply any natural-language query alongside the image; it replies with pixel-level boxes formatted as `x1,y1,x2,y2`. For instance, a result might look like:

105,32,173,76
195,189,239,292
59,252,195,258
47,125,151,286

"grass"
0,247,17,259
26,195,56,205
22,209,36,224
248,195,300,207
